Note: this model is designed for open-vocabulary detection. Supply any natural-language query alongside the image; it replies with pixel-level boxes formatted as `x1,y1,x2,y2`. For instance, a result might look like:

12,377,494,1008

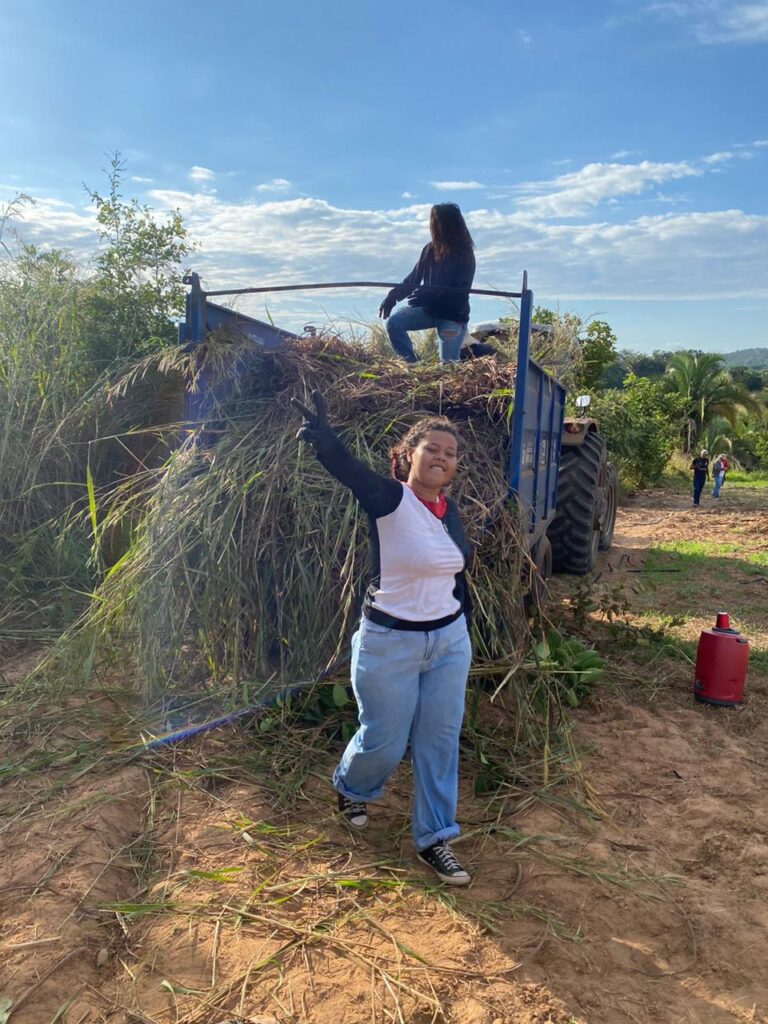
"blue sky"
2,0,767,353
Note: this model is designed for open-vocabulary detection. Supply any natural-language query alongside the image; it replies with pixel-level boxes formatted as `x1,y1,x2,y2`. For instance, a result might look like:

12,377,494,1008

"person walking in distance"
379,203,476,365
712,450,729,497
711,454,726,498
291,390,474,885
691,449,710,506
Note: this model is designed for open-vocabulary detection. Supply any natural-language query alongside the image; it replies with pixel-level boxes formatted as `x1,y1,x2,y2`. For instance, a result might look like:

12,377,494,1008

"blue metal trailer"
179,271,614,577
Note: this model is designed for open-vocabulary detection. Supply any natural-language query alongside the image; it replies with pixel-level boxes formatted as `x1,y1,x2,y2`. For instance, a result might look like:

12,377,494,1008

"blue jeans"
386,305,467,363
712,472,724,497
333,614,472,850
692,472,706,505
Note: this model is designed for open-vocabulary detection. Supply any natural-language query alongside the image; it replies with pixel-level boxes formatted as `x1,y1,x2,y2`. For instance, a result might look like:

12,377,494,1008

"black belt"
364,605,464,632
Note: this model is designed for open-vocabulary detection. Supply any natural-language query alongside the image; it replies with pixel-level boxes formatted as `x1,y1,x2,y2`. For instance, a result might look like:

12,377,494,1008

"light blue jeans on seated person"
386,305,467,363
332,614,472,851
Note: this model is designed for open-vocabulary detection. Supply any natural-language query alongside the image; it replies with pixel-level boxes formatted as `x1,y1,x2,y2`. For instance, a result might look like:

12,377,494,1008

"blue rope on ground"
134,683,311,752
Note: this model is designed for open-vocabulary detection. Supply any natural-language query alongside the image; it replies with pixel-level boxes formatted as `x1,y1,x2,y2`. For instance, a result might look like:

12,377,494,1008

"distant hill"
722,348,768,369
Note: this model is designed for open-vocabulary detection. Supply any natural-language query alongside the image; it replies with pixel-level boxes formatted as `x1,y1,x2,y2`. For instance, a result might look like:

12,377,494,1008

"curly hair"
388,417,461,482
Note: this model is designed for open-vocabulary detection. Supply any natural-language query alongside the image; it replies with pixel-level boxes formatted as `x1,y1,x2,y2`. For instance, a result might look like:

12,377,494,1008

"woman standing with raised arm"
379,203,476,365
291,390,474,885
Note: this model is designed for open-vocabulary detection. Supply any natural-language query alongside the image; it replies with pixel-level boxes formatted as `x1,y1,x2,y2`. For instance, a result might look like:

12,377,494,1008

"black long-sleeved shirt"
387,243,476,324
313,431,472,630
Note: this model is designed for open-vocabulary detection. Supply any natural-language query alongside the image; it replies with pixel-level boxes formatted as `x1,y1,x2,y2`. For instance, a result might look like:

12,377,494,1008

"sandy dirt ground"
1,485,767,1024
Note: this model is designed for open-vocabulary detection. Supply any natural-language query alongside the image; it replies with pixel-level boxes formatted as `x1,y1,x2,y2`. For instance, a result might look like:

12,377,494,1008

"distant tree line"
532,310,768,487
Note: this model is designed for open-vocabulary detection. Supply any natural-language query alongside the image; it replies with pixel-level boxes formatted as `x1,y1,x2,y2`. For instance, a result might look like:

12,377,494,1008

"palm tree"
665,352,762,451
700,415,734,458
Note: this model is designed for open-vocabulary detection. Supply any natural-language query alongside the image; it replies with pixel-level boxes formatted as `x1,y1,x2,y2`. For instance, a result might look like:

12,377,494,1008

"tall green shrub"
0,164,191,636
591,375,685,488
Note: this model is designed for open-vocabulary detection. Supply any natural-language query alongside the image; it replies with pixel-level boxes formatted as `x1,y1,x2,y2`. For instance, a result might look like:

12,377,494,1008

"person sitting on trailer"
379,203,476,364
291,389,474,886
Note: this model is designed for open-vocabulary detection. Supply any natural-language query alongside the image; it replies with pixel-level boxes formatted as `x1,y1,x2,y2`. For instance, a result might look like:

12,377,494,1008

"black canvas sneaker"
417,841,471,885
337,793,368,829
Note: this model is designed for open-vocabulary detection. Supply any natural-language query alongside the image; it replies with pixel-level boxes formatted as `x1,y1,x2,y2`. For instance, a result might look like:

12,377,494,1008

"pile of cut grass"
52,333,533,700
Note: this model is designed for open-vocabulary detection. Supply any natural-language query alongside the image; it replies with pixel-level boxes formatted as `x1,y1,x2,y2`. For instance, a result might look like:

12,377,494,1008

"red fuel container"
694,613,749,707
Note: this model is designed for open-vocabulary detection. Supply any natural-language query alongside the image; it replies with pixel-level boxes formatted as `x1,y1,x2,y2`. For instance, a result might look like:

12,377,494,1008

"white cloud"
136,187,767,311
189,166,216,182
131,175,154,184
644,2,691,17
696,2,768,42
255,178,292,193
703,149,755,163
0,194,96,251
429,181,485,191
654,191,693,205
753,139,768,147
6,157,766,332
512,160,702,217
631,1,768,43
610,149,641,160
401,191,416,199
518,30,532,46
703,150,736,164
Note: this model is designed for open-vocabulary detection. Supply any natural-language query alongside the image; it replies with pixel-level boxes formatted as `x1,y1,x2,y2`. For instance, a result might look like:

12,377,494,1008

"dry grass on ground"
2,485,768,1024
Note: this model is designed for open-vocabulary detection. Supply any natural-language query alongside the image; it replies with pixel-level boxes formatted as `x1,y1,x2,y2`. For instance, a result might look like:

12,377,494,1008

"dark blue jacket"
387,242,476,323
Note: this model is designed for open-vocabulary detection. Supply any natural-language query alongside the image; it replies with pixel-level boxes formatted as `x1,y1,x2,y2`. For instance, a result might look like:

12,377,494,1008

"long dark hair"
388,417,461,482
429,203,475,260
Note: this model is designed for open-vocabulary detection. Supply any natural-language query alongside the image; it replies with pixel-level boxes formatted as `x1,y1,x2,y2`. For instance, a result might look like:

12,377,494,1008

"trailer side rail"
180,271,565,545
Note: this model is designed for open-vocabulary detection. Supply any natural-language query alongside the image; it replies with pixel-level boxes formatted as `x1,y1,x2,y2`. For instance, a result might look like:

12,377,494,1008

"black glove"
290,389,337,453
378,293,396,319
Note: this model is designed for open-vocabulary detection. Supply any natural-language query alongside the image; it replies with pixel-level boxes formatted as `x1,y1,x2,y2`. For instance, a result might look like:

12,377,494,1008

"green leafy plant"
0,161,192,643
529,630,604,707
569,577,599,630
591,375,685,488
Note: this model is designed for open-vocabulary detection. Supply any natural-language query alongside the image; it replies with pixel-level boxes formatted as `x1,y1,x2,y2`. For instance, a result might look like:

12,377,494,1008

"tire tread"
549,432,605,574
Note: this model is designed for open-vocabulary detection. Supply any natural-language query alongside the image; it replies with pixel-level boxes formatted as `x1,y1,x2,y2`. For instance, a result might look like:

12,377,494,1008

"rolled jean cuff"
332,772,384,803
414,824,460,852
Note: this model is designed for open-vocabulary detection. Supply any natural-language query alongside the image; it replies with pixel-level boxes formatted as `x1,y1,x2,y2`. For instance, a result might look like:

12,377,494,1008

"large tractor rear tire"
549,432,606,575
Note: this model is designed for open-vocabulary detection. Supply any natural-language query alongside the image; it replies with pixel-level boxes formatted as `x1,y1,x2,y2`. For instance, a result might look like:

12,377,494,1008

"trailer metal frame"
179,271,565,551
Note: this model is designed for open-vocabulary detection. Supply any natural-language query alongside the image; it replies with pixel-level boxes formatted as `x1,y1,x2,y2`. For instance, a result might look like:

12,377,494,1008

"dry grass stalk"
52,333,535,699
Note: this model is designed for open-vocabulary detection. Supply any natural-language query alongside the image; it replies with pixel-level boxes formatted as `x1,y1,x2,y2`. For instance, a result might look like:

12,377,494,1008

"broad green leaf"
332,683,349,707
577,667,604,685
